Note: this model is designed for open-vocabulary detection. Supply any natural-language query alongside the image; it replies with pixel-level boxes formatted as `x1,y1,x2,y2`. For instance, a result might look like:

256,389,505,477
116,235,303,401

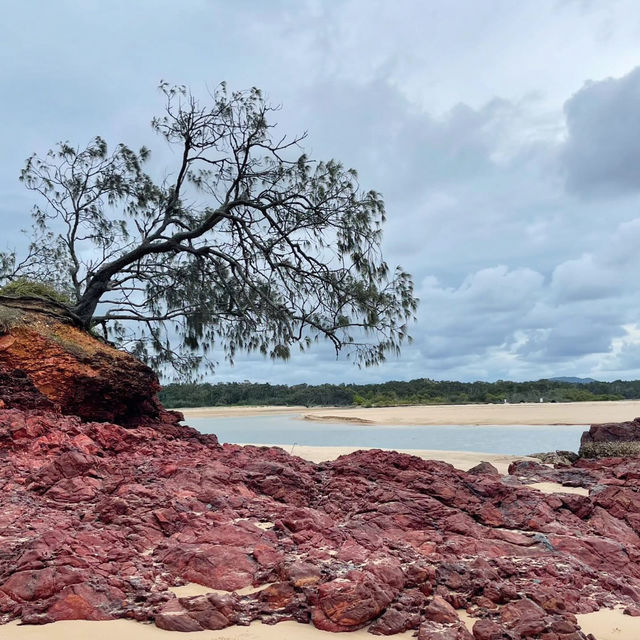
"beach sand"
4,608,638,639
181,399,640,426
180,406,308,418
2,619,415,639
299,400,640,426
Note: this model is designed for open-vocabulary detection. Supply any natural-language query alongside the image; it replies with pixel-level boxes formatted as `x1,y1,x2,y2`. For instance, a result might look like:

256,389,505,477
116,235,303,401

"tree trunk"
72,277,110,327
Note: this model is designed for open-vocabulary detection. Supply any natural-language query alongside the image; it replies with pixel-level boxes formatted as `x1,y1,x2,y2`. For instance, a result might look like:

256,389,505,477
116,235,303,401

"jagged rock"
311,571,399,631
418,620,473,639
530,450,580,466
467,461,500,476
508,459,598,489
424,595,460,624
0,307,639,635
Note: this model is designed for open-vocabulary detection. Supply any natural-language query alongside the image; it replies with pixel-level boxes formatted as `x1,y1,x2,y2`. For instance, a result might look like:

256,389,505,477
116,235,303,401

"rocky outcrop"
0,304,639,637
580,418,640,458
0,401,639,636
0,302,169,426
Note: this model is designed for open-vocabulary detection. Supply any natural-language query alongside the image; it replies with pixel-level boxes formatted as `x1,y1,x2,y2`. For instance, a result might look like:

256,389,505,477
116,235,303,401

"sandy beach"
4,608,637,639
180,406,308,418
301,400,640,426
180,400,640,426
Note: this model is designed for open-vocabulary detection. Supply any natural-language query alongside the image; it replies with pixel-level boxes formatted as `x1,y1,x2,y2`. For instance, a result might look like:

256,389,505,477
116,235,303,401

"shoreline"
3,608,637,639
180,399,640,426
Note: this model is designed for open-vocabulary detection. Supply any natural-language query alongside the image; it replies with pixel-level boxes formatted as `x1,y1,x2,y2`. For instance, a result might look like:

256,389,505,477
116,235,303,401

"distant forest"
159,378,640,408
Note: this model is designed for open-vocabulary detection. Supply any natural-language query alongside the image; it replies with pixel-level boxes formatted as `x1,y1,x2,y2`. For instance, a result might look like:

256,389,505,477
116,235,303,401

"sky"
3,0,640,384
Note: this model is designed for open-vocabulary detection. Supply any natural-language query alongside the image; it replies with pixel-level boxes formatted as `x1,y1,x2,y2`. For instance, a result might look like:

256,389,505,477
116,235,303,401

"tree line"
159,377,635,408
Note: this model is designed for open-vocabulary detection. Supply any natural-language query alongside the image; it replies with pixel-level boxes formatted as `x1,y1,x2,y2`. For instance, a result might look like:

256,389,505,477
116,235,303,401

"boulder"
418,620,473,640
580,418,640,458
467,461,500,476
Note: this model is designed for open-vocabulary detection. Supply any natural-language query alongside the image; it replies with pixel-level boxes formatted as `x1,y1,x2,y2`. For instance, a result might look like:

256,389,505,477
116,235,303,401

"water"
186,414,586,455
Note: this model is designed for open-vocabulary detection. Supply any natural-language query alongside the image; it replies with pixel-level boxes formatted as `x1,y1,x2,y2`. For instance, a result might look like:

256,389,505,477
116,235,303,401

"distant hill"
549,377,598,384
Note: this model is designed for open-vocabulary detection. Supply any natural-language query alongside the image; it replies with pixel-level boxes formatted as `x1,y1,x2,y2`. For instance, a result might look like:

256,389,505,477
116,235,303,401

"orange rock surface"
0,304,162,425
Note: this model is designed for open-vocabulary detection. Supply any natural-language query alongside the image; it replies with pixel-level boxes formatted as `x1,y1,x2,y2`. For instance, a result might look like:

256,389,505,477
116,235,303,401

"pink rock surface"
0,367,639,636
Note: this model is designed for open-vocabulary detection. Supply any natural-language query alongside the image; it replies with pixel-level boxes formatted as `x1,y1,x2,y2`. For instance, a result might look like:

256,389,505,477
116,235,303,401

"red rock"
368,589,425,635
155,598,204,632
160,544,257,591
45,476,103,502
471,619,513,639
580,418,640,457
425,595,461,624
284,561,322,587
418,620,474,639
168,592,241,630
0,308,640,632
468,462,500,476
0,567,84,602
47,583,122,621
311,574,398,632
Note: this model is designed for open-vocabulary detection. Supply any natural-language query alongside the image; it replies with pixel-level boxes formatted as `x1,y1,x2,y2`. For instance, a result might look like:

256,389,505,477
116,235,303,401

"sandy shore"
180,405,308,418
180,400,640,426
2,619,414,639
4,609,638,639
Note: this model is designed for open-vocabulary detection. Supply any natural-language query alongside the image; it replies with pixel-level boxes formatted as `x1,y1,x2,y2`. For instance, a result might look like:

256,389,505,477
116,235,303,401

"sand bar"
302,400,640,426
180,405,307,418
181,400,640,426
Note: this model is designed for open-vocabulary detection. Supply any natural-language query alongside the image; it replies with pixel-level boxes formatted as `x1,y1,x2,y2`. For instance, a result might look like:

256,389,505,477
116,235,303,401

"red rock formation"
0,304,639,637
580,418,640,457
0,305,169,426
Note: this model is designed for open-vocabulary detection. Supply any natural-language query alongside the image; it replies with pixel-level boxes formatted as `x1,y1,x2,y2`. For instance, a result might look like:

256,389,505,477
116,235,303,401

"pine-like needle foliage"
1,82,417,376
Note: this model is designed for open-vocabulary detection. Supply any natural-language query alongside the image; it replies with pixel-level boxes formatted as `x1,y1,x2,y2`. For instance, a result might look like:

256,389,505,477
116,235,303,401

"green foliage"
0,306,24,334
158,376,634,408
0,278,71,305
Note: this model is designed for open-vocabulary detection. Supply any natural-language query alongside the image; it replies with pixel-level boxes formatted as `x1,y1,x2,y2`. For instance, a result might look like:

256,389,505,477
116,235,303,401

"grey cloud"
5,2,640,384
563,66,640,196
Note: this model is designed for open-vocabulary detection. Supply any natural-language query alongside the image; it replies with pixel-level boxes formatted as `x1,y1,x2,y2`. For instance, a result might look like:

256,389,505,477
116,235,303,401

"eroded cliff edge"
0,302,639,639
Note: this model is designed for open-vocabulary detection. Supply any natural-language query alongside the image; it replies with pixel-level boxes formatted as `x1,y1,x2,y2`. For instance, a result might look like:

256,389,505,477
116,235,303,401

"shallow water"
186,414,586,455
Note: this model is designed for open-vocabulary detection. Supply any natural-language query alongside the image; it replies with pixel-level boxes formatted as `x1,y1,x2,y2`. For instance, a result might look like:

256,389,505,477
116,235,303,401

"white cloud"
4,2,640,383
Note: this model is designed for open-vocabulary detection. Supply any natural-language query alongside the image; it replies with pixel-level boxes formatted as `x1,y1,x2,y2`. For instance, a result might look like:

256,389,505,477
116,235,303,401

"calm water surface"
186,414,586,455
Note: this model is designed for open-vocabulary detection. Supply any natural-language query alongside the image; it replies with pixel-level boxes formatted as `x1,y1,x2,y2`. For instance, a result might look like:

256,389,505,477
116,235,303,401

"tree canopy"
159,377,628,409
0,82,416,376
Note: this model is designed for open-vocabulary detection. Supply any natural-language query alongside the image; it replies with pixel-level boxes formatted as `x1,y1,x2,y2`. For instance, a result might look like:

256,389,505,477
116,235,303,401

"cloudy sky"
3,0,640,384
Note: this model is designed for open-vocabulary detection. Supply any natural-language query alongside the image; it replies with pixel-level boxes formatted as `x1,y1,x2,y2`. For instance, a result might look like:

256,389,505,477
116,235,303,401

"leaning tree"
0,82,416,375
